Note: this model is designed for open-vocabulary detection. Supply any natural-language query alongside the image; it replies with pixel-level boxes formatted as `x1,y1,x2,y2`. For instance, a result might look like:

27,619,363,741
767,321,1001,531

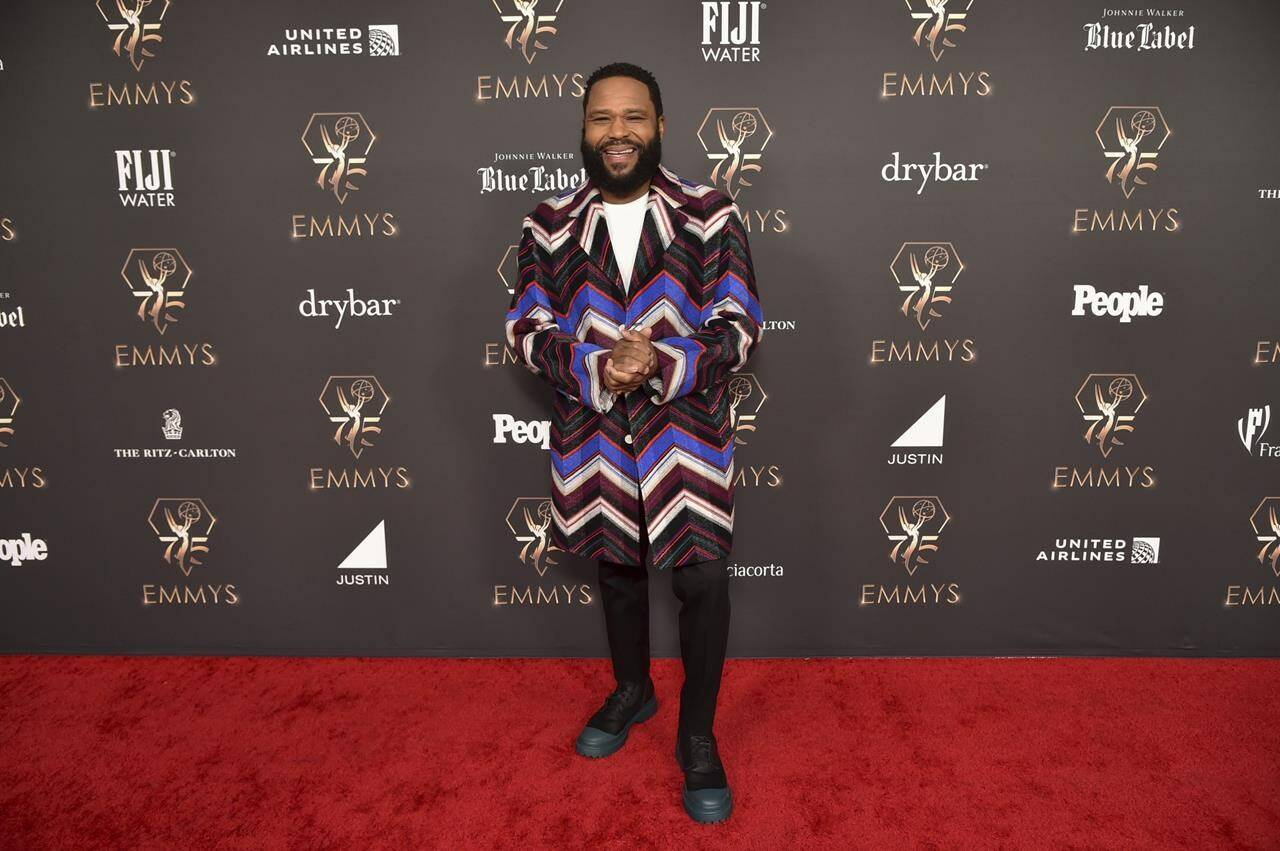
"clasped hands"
603,327,658,394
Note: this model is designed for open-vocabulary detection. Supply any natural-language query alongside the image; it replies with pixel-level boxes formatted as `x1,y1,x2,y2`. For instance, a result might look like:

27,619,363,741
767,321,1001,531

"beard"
579,132,663,197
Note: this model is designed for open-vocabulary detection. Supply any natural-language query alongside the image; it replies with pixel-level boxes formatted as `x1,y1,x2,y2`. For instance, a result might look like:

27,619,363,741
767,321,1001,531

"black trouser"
596,508,730,739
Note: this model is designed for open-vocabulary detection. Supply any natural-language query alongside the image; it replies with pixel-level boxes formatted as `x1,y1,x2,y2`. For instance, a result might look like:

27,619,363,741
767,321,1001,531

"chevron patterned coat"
504,164,765,570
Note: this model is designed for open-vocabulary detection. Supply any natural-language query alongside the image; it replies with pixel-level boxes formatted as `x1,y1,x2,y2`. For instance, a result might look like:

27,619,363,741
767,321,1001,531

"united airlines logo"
492,0,563,64
302,113,376,204
1096,106,1171,198
906,0,972,61
120,248,192,335
97,0,171,71
320,375,390,459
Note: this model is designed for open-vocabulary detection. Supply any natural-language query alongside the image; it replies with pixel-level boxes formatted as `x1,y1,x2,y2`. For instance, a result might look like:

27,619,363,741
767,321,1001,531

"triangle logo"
892,396,946,448
338,520,388,570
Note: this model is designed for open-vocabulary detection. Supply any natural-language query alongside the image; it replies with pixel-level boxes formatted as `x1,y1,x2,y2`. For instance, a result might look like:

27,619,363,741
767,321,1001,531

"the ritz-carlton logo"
120,248,191,335
97,0,169,71
697,108,772,199
493,0,563,64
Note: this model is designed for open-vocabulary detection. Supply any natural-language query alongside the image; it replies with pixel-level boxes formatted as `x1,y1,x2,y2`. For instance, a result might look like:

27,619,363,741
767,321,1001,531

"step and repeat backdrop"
1,0,1278,656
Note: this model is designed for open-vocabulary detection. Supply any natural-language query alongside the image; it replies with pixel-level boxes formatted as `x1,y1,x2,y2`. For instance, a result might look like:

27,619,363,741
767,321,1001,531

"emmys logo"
1035,537,1161,564
697,108,772,200
882,2,991,98
726,373,767,446
293,113,398,239
147,497,214,576
495,496,591,606
89,2,196,108
0,533,47,567
492,414,551,450
96,0,168,71
1,217,14,241
889,395,945,466
1098,106,1171,198
120,248,191,334
862,496,959,606
163,408,183,439
1226,498,1280,607
1052,374,1155,489
1238,405,1279,458
871,242,976,365
0,377,46,490
114,149,176,207
700,1,764,63
493,0,562,63
310,376,409,490
143,497,238,606
266,24,400,58
0,377,20,448
336,520,390,587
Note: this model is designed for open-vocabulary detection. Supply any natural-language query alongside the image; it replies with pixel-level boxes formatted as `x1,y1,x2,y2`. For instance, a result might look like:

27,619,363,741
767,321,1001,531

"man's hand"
603,327,657,394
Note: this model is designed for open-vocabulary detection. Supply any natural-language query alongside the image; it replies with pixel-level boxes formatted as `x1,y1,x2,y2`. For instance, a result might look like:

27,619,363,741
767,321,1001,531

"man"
503,62,764,825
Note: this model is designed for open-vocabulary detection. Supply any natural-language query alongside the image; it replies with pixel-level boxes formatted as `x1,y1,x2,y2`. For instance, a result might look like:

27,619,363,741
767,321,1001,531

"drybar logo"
90,2,196,108
1227,498,1280,606
882,1,992,98
882,152,988,194
1052,373,1155,489
143,497,237,605
494,497,593,606
309,375,410,490
1073,106,1179,233
113,248,215,367
292,113,398,239
862,496,959,606
870,242,976,365
115,149,176,207
477,2,583,102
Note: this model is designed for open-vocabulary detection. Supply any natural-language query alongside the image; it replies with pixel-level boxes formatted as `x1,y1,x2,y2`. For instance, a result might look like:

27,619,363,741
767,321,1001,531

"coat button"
624,435,633,444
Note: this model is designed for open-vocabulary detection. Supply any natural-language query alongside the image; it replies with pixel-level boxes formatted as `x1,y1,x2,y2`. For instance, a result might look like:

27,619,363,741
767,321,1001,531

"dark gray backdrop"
1,0,1277,655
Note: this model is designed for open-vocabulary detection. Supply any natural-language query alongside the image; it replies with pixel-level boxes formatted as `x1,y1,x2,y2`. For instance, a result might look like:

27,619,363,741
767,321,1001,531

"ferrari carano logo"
1250,498,1280,577
0,378,19,447
880,496,950,577
148,497,215,576
696,108,773,199
120,248,192,335
96,0,171,71
1076,373,1147,458
1096,106,1171,198
492,0,563,64
891,242,964,330
320,375,390,459
506,497,563,576
302,113,376,204
905,0,972,62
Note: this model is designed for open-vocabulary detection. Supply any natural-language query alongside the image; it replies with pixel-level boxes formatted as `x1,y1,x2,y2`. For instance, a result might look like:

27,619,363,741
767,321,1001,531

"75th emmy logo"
148,497,215,577
1250,498,1280,578
906,0,972,62
697,108,773,200
492,0,563,64
506,497,563,576
1096,107,1171,198
302,113,376,204
0,378,19,447
96,0,170,71
120,248,193,335
320,376,390,459
880,496,950,576
1076,374,1147,458
891,242,964,331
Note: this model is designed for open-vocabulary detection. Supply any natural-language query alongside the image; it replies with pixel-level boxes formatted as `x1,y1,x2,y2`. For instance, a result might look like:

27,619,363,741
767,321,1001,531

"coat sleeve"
505,222,618,414
642,202,764,405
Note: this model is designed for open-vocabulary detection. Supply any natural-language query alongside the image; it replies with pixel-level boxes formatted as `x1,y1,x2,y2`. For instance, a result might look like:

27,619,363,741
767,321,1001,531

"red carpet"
0,657,1276,849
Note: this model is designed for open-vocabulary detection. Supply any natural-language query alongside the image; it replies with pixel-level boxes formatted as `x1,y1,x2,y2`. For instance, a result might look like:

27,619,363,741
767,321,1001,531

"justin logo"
120,248,192,335
320,375,389,459
880,496,950,577
303,113,375,204
1077,374,1147,458
1097,106,1171,198
507,497,562,577
0,378,19,447
493,0,562,63
892,242,962,330
1250,498,1280,578
97,0,169,71
907,0,971,61
147,497,214,576
697,108,772,199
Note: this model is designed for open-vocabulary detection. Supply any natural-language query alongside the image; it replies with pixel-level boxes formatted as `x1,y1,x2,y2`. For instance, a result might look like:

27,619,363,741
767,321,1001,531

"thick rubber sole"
574,694,659,759
676,740,733,824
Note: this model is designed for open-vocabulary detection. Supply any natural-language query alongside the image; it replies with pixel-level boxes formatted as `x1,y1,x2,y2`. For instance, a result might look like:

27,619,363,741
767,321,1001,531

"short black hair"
582,62,663,118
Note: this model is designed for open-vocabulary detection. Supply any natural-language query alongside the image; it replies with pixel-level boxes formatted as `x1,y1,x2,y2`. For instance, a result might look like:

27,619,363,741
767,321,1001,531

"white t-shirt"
601,191,649,293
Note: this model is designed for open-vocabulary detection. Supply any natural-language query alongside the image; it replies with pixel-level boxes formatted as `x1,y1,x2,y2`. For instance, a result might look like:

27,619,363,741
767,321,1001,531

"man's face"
580,76,664,197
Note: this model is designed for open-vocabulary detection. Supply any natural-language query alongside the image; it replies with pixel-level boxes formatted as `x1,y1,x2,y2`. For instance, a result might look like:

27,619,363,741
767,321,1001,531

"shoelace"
603,682,641,713
687,735,717,768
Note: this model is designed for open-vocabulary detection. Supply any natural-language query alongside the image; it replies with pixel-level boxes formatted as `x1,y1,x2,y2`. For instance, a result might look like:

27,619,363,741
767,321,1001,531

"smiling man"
502,62,765,824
